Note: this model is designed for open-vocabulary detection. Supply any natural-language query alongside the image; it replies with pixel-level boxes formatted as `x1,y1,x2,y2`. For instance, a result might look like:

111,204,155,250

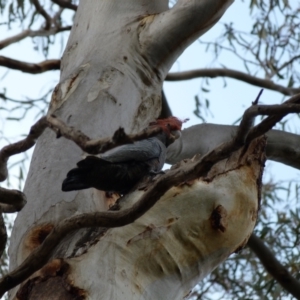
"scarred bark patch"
48,63,89,114
210,205,228,232
24,223,54,252
16,260,86,300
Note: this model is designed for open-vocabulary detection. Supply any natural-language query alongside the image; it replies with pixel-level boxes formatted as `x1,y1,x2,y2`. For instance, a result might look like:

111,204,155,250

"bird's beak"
170,130,181,140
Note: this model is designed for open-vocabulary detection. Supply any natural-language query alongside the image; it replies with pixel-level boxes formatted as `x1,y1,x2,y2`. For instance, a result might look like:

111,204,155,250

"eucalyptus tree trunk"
6,1,264,299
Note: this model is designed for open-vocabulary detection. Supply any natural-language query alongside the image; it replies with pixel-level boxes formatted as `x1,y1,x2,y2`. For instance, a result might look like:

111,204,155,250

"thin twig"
0,27,71,50
31,0,52,30
277,54,300,73
248,234,300,299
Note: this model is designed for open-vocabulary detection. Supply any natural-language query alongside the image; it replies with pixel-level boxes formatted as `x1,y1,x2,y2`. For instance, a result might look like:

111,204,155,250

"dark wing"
62,156,110,191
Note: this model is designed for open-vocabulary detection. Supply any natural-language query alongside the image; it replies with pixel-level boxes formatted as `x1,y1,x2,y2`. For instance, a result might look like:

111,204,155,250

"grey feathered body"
62,135,168,194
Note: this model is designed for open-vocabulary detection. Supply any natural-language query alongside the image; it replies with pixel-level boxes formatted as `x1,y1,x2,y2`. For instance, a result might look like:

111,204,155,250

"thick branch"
0,213,7,259
141,0,233,71
0,188,27,212
51,0,77,11
0,56,60,74
0,117,47,181
248,234,300,299
47,115,165,154
0,204,25,214
167,124,300,169
166,69,300,96
233,95,300,148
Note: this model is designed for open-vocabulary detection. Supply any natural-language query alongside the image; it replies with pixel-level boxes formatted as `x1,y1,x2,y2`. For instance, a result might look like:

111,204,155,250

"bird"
61,117,184,194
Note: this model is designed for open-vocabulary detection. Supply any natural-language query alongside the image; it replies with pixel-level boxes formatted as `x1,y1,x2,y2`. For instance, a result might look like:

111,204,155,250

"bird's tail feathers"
62,168,91,191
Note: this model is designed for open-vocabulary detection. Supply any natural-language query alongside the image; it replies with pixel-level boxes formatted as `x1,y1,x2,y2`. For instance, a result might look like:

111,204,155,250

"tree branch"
277,54,300,73
167,94,300,170
31,0,52,30
0,98,298,296
168,124,300,169
47,114,165,154
247,93,300,143
248,234,300,299
141,0,233,71
166,69,300,96
0,213,7,259
51,0,77,11
0,188,27,212
158,90,172,119
0,116,47,181
0,56,60,74
227,91,300,148
0,27,71,50
0,31,30,50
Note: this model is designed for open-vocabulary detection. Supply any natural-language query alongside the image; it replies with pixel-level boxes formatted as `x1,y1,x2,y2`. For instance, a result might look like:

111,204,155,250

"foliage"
202,0,299,84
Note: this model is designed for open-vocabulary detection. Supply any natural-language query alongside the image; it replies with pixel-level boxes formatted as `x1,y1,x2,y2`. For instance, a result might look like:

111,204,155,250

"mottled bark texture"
8,0,256,299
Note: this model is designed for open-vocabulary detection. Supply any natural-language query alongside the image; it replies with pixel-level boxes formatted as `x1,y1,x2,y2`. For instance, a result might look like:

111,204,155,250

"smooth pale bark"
8,0,239,299
167,124,300,169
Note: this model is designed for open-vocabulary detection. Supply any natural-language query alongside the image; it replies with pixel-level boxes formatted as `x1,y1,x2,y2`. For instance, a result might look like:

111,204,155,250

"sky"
0,1,299,200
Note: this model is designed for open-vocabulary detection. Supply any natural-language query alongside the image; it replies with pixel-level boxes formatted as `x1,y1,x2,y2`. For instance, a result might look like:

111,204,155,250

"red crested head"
149,117,188,134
